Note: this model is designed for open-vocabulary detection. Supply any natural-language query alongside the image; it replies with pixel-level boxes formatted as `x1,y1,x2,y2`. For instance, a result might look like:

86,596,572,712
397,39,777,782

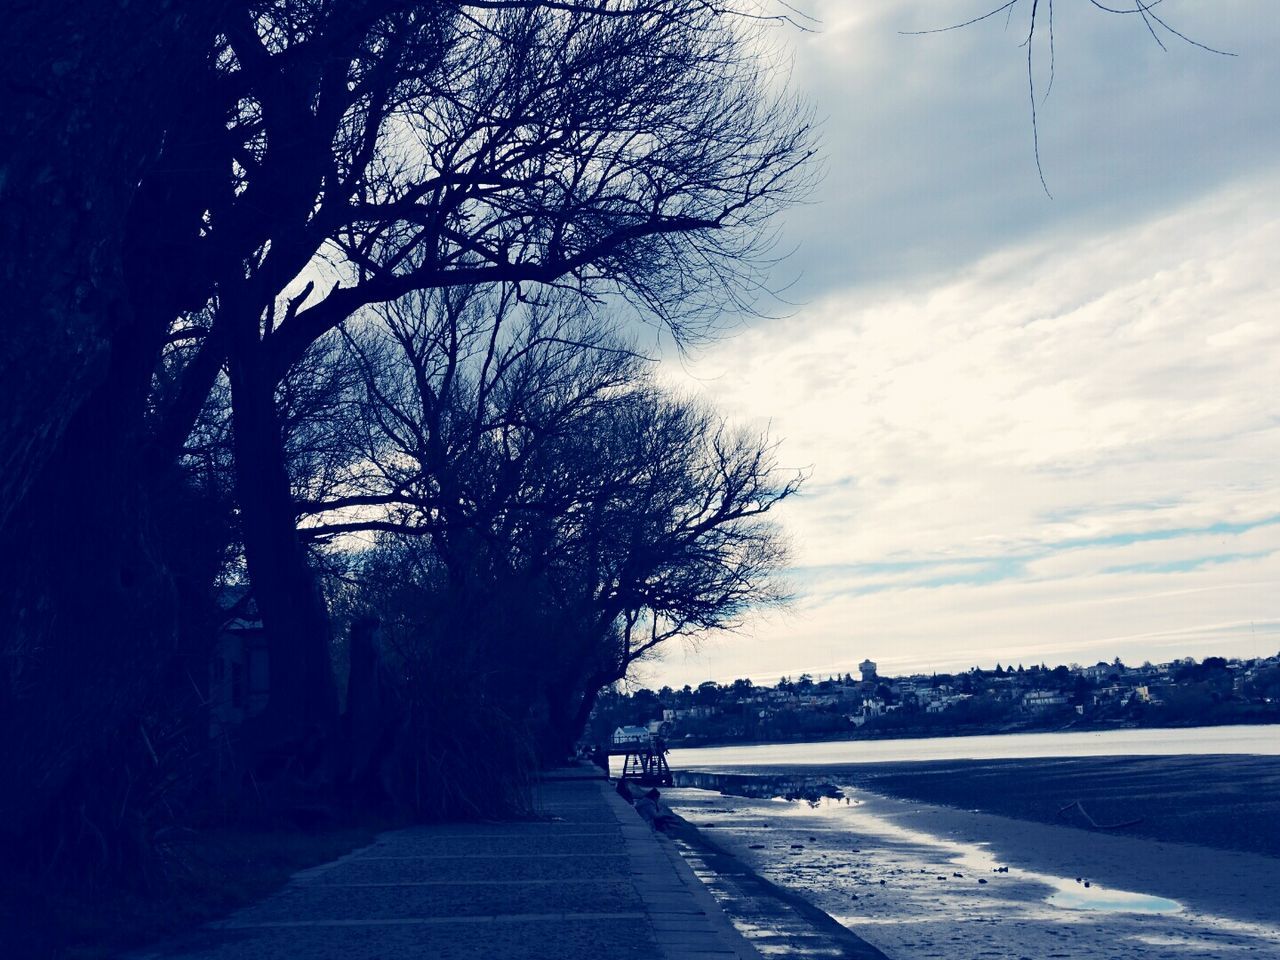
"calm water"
668,723,1279,769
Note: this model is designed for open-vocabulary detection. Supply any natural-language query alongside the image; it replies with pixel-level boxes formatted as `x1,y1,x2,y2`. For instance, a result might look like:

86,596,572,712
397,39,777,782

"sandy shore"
662,756,1280,959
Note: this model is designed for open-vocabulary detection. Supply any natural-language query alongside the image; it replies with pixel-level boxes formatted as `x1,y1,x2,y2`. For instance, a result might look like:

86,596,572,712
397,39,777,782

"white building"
612,725,651,745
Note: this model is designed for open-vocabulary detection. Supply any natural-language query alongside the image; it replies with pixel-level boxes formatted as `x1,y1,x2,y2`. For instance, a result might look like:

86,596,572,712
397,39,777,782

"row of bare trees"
1,0,813,876
343,290,799,756
304,288,801,810
181,285,801,806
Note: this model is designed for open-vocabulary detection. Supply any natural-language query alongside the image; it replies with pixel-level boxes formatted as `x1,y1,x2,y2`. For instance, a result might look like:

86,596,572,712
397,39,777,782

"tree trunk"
570,683,605,746
228,336,338,750
543,679,606,763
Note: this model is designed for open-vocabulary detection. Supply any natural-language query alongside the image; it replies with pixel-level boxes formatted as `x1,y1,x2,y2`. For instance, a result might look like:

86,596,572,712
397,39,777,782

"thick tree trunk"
229,338,339,750
0,2,236,869
569,683,607,750
342,618,404,805
544,679,605,763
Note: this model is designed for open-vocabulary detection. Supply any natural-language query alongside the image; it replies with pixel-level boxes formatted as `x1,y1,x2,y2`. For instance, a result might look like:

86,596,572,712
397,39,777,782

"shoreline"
661,760,1280,959
662,811,890,959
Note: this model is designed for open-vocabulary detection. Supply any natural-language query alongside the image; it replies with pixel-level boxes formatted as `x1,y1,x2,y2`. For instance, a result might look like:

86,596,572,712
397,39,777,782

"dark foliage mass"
0,0,811,914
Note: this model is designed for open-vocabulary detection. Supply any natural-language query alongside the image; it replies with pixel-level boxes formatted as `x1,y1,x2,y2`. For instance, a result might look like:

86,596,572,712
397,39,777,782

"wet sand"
685,754,1280,857
662,755,1280,959
778,754,1280,858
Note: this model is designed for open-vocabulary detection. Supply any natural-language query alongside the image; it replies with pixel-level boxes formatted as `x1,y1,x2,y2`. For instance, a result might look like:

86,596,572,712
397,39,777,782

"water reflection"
1047,879,1181,914
790,792,1185,916
675,773,1186,916
666,783,1280,960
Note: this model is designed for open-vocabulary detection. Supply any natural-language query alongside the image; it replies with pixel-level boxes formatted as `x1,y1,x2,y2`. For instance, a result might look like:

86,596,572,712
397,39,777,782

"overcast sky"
642,0,1280,689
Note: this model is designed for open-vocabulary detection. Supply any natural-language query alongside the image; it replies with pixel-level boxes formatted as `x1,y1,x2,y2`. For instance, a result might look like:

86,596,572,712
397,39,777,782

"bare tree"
146,1,814,744
534,389,802,753
309,286,799,758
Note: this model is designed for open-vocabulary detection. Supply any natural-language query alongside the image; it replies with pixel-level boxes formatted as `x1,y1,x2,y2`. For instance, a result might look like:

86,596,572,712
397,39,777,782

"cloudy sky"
643,0,1280,688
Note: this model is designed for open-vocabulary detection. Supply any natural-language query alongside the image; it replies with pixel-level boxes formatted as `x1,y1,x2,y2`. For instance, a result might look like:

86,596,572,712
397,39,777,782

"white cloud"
644,172,1280,687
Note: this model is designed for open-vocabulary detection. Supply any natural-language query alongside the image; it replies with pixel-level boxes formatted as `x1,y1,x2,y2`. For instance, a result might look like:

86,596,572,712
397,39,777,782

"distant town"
588,652,1280,748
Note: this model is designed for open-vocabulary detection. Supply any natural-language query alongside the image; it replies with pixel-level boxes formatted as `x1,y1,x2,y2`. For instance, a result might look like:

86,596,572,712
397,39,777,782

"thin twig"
901,0,1235,196
1057,799,1143,830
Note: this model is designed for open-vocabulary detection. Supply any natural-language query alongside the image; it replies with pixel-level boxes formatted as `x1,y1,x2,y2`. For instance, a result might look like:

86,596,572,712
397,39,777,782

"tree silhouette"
0,0,814,879
326,286,799,758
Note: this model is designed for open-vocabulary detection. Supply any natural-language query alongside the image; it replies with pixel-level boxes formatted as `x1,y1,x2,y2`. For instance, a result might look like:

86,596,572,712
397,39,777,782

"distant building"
1092,684,1127,706
1082,662,1116,681
612,725,651,745
1023,690,1069,711
859,659,877,682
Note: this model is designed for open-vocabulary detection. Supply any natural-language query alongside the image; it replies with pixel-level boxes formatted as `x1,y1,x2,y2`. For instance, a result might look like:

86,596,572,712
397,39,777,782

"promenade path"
133,770,762,960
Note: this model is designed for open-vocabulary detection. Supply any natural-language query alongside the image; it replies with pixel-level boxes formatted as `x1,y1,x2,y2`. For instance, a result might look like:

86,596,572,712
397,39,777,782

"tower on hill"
859,659,877,683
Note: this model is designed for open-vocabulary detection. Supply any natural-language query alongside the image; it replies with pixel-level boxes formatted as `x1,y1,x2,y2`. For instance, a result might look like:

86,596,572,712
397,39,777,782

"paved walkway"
133,772,762,960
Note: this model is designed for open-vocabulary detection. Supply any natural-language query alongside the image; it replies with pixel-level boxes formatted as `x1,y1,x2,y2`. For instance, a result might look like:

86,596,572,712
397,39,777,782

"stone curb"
604,781,766,960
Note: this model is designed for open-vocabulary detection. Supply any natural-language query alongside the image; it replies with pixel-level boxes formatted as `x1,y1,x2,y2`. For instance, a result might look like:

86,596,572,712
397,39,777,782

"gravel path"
129,771,761,960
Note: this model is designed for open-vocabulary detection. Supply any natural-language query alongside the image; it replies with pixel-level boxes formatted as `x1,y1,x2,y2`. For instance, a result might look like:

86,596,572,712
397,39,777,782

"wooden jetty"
608,727,673,786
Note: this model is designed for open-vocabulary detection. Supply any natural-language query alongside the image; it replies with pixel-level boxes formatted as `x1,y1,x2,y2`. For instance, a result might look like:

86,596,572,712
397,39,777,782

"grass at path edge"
2,821,386,960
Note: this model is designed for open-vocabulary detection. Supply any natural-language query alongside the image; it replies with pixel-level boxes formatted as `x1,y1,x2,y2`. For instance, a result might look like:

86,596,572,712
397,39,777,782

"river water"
668,723,1279,769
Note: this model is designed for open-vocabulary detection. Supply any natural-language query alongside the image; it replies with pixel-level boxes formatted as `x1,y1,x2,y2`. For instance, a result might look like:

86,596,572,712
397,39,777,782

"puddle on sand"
1044,877,1181,914
743,792,1186,916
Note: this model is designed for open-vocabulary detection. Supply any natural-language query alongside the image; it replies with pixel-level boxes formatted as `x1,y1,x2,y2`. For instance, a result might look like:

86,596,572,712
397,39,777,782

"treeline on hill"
0,0,813,901
591,658,1280,747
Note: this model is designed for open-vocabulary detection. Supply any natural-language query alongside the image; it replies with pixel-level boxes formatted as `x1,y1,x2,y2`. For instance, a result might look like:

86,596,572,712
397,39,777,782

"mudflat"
664,753,1280,960
810,753,1280,857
